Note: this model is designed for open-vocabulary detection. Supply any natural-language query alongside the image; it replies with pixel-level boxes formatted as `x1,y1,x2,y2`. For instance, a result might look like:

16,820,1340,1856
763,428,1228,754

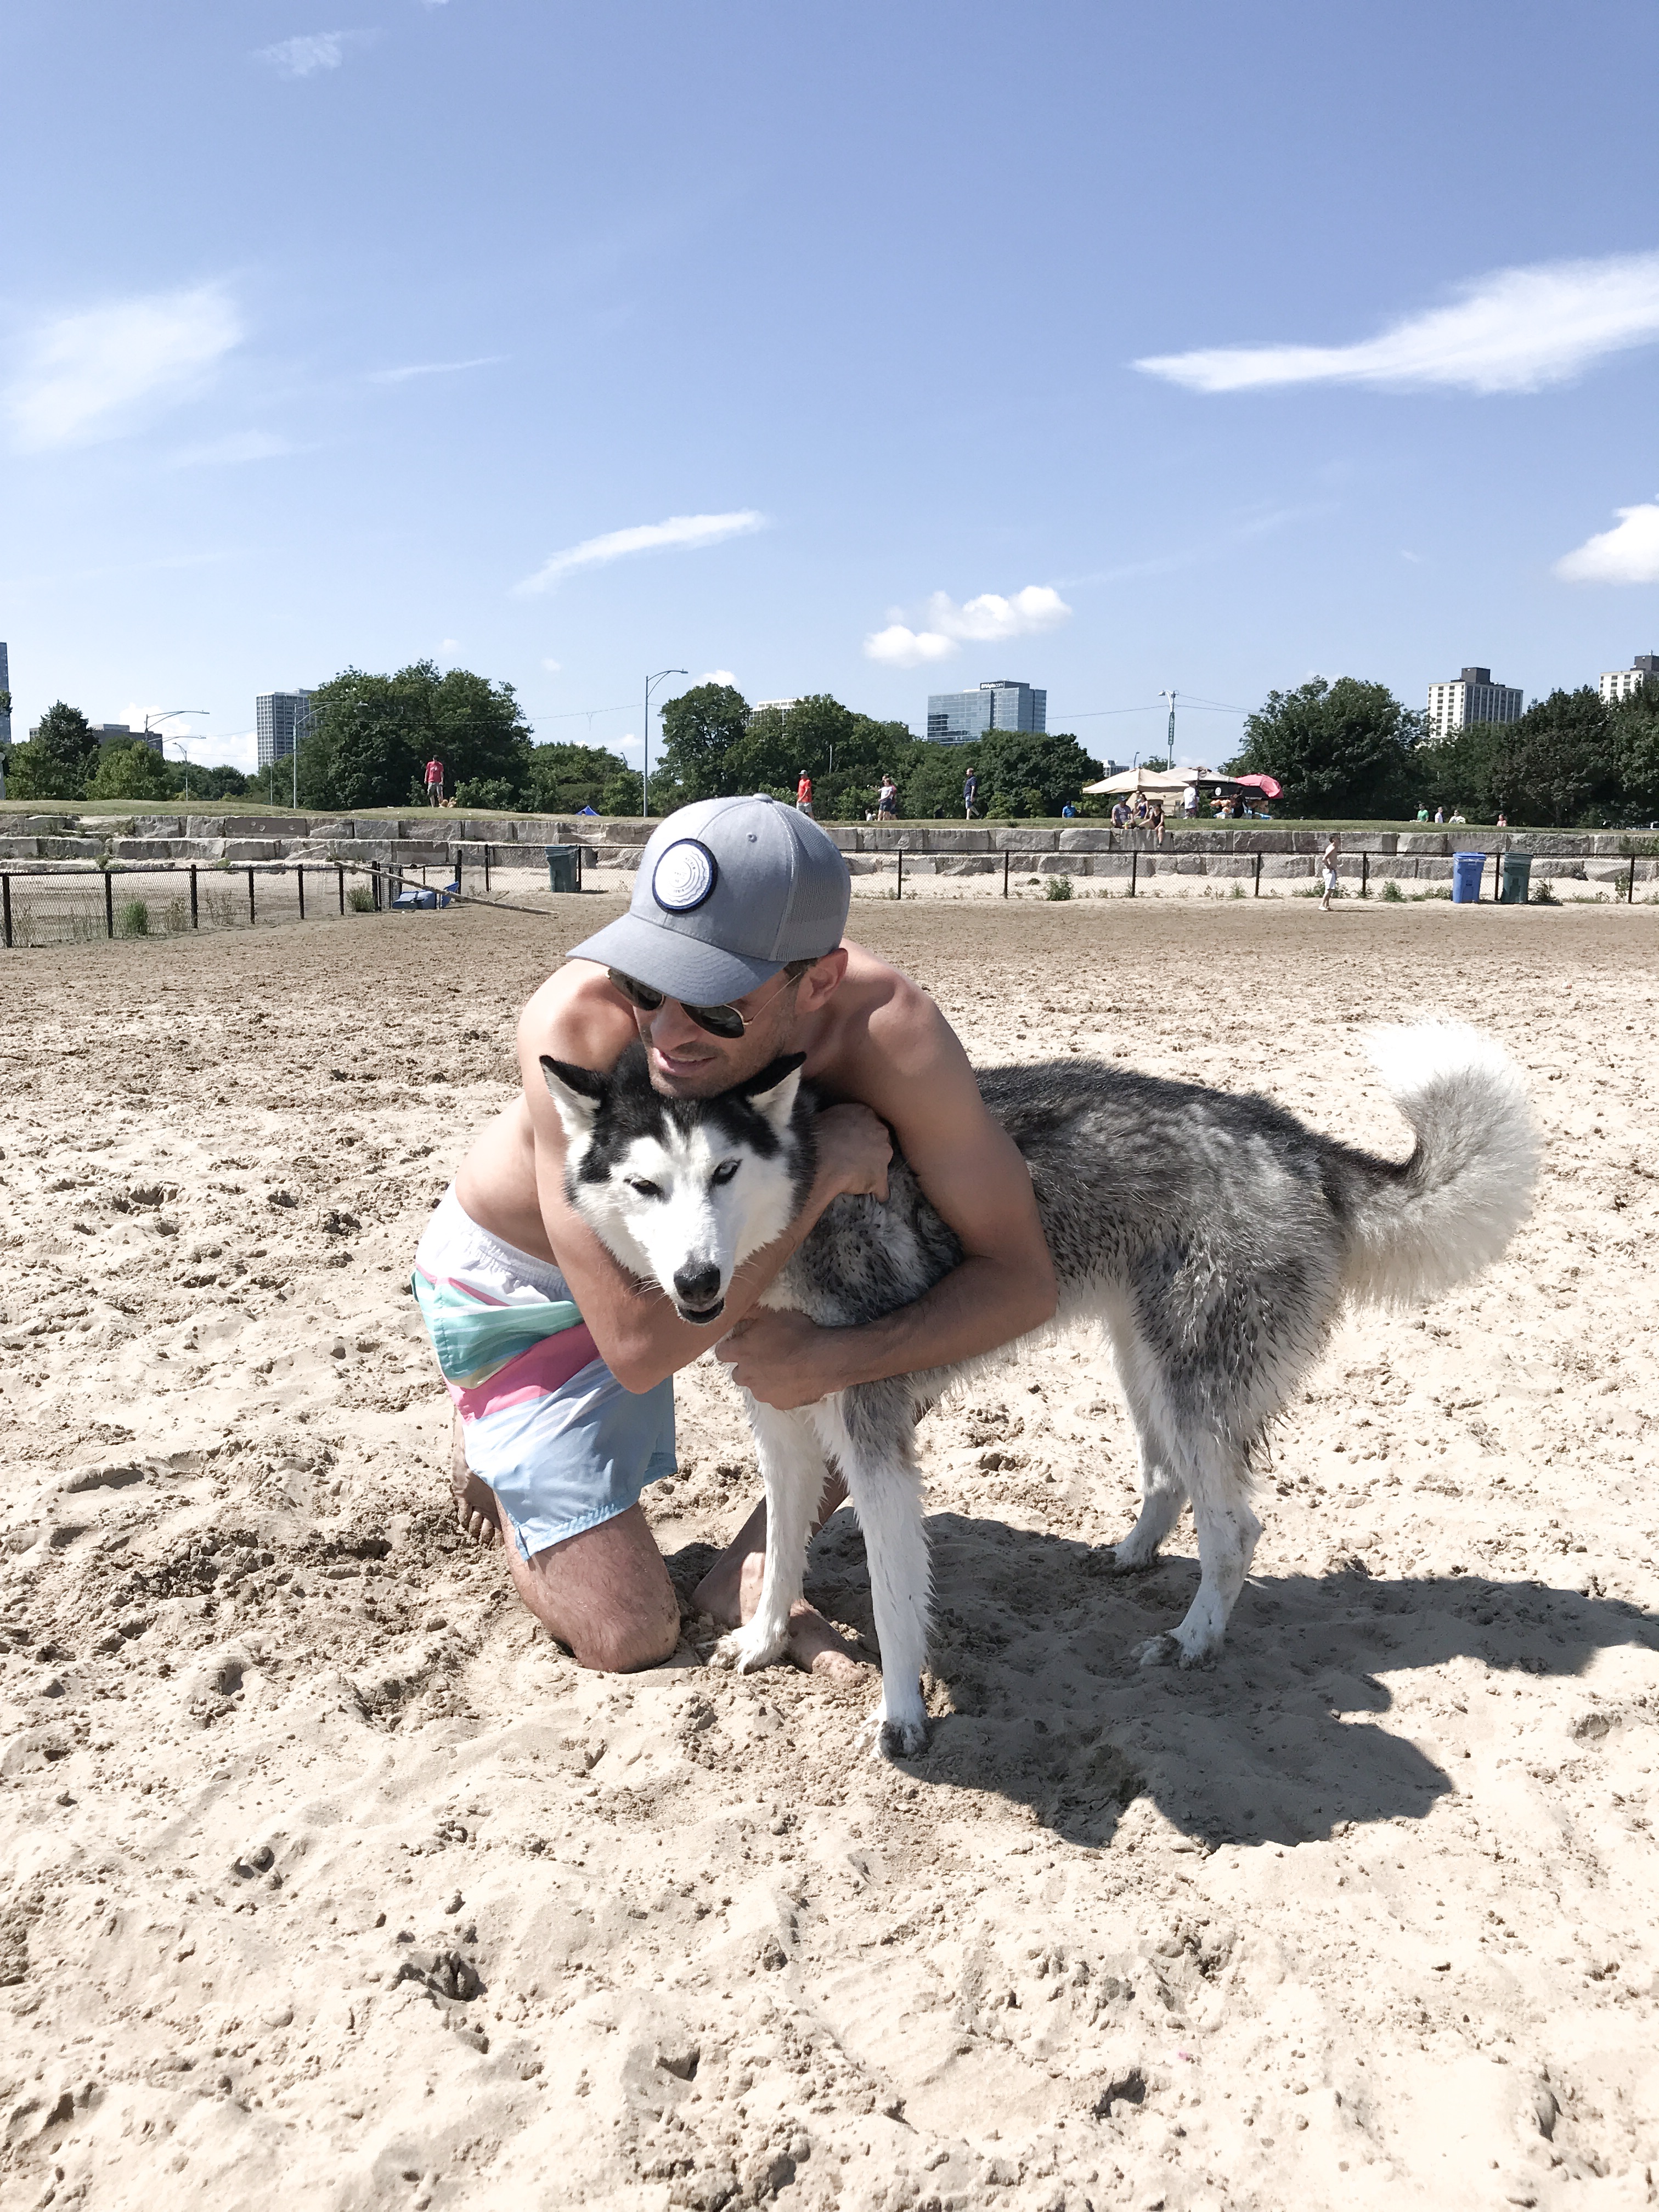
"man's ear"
735,1053,806,1137
539,1057,608,1143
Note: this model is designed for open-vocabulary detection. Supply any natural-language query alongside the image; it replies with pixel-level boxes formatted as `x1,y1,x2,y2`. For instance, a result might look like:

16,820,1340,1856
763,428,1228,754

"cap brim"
566,911,782,1005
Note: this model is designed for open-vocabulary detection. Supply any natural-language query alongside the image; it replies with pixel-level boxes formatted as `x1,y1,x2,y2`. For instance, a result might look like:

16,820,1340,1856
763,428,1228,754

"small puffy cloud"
541,657,562,672
512,510,765,596
256,31,373,77
1555,500,1659,584
1137,251,1659,396
698,669,737,686
863,583,1072,668
438,637,461,653
7,284,242,451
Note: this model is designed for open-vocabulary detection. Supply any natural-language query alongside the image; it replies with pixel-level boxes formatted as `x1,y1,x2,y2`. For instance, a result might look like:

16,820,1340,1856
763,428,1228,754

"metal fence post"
896,846,904,900
1129,847,1137,899
1002,849,1010,899
189,865,198,928
297,865,305,921
484,843,492,892
337,864,345,915
453,847,462,895
1362,853,1370,898
1254,850,1262,897
104,871,114,939
247,867,256,926
2,875,10,950
1630,855,1638,905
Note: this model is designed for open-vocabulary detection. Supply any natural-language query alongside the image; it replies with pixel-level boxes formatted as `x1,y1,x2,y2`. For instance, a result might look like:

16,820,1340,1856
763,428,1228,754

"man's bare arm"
515,1005,890,1395
718,983,1057,1408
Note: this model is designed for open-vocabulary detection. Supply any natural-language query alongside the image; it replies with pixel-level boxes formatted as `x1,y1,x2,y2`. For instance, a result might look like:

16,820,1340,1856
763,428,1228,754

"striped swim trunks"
412,1187,675,1562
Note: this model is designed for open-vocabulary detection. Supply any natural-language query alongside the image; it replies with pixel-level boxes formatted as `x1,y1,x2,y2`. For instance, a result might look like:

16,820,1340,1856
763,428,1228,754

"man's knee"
572,1589,680,1674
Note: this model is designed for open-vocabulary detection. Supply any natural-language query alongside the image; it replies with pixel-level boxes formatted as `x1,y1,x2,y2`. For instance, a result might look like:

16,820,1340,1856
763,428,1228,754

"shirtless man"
414,795,1056,1677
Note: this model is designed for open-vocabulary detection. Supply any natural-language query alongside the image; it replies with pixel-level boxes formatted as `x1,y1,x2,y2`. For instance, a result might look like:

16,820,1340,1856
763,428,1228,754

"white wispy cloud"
699,669,737,686
1136,251,1659,396
1555,500,1659,584
255,31,374,77
7,284,242,451
512,510,765,596
541,657,562,672
169,430,294,468
863,584,1072,669
367,355,504,384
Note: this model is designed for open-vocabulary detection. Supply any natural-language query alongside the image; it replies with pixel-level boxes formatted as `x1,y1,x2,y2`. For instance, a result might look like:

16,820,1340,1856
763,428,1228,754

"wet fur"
543,1025,1537,1759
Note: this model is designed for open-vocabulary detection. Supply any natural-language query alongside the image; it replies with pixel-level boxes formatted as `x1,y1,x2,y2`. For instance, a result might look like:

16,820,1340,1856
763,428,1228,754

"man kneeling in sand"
413,797,1056,1674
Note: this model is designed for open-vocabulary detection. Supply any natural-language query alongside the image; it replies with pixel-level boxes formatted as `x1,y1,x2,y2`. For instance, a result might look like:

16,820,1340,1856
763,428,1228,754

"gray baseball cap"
567,795,851,1005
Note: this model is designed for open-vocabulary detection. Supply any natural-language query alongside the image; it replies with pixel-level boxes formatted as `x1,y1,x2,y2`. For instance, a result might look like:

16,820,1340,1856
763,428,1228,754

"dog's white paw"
1134,1628,1218,1670
856,1705,928,1762
1105,1541,1159,1576
709,1624,786,1674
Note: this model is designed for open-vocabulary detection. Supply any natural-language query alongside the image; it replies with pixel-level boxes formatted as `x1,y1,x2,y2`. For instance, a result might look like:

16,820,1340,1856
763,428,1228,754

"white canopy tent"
1081,766,1240,798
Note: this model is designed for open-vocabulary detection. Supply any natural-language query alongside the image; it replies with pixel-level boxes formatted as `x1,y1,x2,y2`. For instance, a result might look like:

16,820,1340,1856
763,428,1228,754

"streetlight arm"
641,667,688,820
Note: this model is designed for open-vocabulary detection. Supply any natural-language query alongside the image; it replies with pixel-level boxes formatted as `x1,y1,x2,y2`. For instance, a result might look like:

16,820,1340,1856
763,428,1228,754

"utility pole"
1160,688,1177,767
642,668,687,819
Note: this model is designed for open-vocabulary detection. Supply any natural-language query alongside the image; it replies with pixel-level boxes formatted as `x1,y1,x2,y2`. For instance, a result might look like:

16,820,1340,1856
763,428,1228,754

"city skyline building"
1425,665,1524,742
256,690,313,768
926,679,1047,745
1599,653,1659,706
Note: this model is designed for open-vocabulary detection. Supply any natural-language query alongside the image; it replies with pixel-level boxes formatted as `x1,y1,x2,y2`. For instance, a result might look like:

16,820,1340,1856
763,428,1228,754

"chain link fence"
0,862,421,950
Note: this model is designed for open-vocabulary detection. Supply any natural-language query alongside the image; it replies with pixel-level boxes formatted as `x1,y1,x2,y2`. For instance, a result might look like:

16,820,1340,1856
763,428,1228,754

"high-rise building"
257,690,313,766
926,679,1047,745
0,641,10,750
95,724,163,753
1425,666,1523,742
749,698,800,716
1599,654,1659,706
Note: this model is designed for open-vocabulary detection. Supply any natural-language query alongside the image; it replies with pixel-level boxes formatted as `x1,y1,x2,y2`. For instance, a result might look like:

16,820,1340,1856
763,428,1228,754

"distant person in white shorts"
1321,836,1340,912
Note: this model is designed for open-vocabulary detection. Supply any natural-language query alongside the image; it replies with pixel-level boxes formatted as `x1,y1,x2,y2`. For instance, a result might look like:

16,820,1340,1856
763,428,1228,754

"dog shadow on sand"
791,1510,1659,1852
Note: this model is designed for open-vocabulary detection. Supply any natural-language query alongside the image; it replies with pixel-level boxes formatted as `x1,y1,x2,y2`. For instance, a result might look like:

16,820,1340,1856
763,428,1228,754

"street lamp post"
642,668,687,820
145,709,209,800
166,738,198,801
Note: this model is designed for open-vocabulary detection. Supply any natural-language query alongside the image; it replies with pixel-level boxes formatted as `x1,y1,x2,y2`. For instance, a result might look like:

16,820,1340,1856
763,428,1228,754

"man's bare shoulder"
517,962,635,1074
810,940,970,1104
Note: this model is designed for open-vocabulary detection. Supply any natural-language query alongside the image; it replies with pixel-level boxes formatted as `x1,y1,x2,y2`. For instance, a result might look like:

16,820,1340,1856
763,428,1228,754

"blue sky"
4,1,1659,776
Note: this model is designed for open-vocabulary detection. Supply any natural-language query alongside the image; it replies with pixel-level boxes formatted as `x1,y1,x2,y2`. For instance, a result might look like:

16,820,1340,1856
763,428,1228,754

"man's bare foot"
692,1482,867,1684
450,1414,501,1546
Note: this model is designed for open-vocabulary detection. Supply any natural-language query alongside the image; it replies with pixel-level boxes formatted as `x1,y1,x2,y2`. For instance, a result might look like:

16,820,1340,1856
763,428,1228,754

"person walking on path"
425,757,445,807
877,773,898,820
963,766,978,820
795,771,814,817
1320,834,1340,912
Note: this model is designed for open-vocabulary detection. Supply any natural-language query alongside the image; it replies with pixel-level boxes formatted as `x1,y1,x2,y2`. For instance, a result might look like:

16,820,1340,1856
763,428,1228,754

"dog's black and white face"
539,1042,813,1324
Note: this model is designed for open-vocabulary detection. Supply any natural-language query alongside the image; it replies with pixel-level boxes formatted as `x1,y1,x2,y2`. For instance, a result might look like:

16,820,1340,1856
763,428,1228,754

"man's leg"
693,1471,865,1682
507,1506,681,1673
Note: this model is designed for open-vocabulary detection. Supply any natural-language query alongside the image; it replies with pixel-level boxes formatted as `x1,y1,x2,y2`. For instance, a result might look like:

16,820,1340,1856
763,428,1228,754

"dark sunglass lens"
610,970,663,1011
687,1003,744,1039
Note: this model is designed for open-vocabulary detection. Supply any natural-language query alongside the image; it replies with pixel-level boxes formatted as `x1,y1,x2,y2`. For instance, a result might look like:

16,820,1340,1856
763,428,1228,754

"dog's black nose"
673,1261,722,1305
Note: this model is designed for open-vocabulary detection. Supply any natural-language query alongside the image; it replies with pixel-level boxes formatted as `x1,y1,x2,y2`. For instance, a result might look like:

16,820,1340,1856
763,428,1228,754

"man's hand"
715,1309,851,1410
812,1102,891,1201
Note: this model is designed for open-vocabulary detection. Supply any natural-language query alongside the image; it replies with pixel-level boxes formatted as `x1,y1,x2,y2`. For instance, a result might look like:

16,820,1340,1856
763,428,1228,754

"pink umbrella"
1234,772,1283,799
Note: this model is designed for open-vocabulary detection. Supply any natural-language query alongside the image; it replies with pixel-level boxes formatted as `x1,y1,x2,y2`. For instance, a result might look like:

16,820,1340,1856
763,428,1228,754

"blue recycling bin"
1452,851,1486,904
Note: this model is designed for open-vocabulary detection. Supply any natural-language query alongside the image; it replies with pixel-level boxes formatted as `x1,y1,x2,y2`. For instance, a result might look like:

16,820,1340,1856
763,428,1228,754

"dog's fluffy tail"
1340,1022,1538,1308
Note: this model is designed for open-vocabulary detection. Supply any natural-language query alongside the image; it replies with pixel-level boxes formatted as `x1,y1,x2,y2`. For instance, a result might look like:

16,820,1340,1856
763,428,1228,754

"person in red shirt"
425,758,445,806
795,771,813,817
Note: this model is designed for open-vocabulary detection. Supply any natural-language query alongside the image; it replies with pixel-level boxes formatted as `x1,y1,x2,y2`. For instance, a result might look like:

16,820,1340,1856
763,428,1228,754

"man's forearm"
812,1251,1057,1395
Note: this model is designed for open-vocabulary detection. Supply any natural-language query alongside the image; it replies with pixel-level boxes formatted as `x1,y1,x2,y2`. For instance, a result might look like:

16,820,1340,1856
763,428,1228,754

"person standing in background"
795,770,814,817
425,757,445,807
963,766,978,820
877,773,898,820
1321,834,1340,913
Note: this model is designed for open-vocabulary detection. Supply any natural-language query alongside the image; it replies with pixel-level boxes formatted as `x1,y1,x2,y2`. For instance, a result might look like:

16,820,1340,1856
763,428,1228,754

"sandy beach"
2,892,1656,2211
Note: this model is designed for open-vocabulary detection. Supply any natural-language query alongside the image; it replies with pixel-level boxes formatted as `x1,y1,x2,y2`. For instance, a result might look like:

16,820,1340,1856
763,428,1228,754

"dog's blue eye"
629,1178,663,1200
712,1161,740,1186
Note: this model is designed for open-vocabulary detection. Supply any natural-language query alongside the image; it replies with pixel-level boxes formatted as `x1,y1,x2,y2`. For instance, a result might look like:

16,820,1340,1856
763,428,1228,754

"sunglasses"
608,967,794,1041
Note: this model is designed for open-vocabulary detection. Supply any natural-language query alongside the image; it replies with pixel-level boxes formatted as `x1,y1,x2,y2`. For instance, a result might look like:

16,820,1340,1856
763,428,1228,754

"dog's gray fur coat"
541,1024,1536,1758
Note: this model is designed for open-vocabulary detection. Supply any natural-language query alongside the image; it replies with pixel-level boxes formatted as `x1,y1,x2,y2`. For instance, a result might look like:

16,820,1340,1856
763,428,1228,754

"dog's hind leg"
1104,1333,1188,1574
710,1400,825,1675
825,1385,930,1759
1134,1424,1260,1669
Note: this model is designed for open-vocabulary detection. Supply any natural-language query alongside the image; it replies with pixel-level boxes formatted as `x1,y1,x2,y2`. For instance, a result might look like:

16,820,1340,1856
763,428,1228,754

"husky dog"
540,1026,1536,1758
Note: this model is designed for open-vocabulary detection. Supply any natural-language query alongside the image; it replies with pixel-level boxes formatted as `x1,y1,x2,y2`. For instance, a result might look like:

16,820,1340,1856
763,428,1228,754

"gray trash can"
1498,852,1532,905
545,845,580,894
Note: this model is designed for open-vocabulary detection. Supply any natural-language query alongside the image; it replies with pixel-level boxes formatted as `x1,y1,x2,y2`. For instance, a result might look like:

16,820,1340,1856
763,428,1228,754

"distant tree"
1229,678,1420,817
187,763,253,802
1613,685,1659,823
8,701,99,801
1489,687,1617,827
297,662,533,810
653,685,754,805
974,730,1102,818
87,738,174,802
522,740,635,815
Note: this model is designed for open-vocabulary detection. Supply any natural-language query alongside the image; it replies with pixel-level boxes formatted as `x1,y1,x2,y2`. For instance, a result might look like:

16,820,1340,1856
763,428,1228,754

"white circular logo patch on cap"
652,838,718,913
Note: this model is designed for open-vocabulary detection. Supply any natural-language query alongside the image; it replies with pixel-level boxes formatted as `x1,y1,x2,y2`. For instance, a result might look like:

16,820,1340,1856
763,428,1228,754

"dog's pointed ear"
539,1056,608,1142
735,1052,806,1136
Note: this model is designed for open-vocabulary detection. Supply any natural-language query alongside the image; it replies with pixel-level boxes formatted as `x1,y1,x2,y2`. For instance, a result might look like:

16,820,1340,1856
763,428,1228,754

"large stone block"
990,828,1060,852
1085,853,1135,877
1262,855,1313,879
1339,832,1400,853
926,827,994,852
935,855,998,874
21,816,74,834
1398,833,1450,855
219,840,286,863
1207,854,1257,877
0,837,42,859
1227,830,1296,853
39,837,104,859
1057,827,1116,852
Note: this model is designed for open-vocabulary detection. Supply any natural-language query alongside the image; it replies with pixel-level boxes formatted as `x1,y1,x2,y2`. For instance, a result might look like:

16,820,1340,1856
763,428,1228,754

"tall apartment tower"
1425,665,1523,742
926,678,1047,745
0,641,10,749
256,690,313,766
1599,653,1659,706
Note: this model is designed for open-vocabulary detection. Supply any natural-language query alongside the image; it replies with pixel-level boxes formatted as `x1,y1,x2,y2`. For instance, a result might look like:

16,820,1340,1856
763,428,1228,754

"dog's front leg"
710,1398,823,1675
